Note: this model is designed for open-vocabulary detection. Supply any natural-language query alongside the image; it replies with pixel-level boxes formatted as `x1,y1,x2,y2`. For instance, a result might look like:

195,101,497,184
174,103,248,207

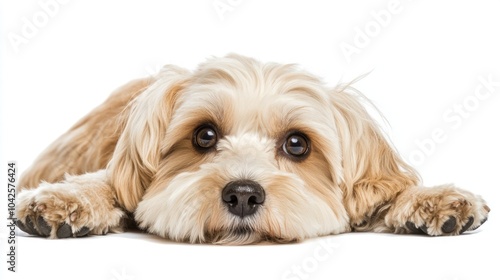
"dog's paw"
16,177,125,238
401,186,490,236
16,187,96,238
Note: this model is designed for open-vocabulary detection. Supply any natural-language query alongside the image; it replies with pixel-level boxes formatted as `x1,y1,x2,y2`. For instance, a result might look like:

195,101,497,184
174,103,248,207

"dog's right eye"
193,125,218,151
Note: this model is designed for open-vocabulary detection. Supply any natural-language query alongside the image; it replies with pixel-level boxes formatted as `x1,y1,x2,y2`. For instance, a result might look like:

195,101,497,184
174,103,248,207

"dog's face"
109,55,415,244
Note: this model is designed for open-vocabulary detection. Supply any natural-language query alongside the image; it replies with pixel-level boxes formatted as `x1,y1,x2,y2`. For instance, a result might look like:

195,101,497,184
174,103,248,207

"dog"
16,54,490,244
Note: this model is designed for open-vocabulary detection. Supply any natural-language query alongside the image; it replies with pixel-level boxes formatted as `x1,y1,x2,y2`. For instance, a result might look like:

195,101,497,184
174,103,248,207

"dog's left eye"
282,132,310,160
193,125,218,151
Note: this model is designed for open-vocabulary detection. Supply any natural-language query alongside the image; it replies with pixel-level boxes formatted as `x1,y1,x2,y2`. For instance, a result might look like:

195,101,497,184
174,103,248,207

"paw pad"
37,216,52,236
56,223,72,238
441,217,456,233
17,217,37,235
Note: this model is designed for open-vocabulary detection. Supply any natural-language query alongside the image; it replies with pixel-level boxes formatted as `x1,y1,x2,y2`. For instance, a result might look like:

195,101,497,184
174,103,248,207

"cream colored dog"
16,54,489,244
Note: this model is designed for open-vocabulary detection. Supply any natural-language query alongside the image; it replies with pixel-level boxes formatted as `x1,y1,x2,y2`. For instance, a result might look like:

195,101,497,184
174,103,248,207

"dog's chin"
206,226,259,245
205,225,298,245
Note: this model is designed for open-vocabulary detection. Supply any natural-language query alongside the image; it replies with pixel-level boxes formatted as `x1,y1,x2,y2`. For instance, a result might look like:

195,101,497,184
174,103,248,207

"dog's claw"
26,217,39,234
406,215,481,236
36,217,51,236
18,216,92,238
470,217,488,231
17,220,31,234
420,225,428,234
75,227,90,237
406,221,424,234
459,217,474,234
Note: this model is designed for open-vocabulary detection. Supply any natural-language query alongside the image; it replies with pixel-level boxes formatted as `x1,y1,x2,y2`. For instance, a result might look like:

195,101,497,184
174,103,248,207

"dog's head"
109,54,418,244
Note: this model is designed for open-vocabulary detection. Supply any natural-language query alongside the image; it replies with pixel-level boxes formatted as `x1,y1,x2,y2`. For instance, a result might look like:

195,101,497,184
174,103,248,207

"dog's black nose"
222,180,265,218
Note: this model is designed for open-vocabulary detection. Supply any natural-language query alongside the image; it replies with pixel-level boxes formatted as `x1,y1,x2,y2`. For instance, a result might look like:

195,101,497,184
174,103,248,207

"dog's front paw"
16,187,95,238
390,185,490,236
16,176,125,238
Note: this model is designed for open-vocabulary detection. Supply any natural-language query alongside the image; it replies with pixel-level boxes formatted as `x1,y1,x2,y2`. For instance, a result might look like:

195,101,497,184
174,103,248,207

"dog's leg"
383,185,490,236
16,170,125,238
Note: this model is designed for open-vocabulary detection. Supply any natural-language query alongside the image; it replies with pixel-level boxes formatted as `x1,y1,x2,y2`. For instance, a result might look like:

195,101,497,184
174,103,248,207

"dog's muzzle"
222,180,265,218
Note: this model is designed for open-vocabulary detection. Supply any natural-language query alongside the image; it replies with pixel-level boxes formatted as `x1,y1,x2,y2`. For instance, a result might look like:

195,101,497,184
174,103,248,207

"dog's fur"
16,54,490,244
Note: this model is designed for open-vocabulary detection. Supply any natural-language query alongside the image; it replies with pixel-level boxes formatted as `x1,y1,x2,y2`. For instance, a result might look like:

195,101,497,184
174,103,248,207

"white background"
1,1,499,280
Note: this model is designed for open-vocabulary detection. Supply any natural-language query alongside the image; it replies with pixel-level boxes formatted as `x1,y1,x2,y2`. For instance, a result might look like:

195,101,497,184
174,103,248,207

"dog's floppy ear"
108,65,190,212
330,84,420,224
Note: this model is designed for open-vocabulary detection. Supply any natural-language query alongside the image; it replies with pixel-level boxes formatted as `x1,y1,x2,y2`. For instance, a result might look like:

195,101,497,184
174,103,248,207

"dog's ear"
329,84,420,224
108,66,190,212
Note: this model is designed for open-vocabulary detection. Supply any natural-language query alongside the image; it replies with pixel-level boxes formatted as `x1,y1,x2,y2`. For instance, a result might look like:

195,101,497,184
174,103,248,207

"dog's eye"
282,133,310,160
193,125,218,151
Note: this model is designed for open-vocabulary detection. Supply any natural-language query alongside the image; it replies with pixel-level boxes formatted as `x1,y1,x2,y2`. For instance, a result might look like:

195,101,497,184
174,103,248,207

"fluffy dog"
16,54,490,244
